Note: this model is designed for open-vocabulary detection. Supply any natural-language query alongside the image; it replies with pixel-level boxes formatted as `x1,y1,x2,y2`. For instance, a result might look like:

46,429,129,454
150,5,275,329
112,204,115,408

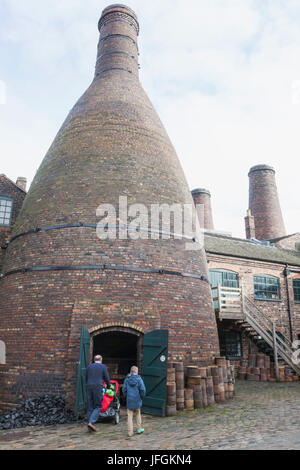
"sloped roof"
0,174,26,193
204,233,300,267
268,233,300,243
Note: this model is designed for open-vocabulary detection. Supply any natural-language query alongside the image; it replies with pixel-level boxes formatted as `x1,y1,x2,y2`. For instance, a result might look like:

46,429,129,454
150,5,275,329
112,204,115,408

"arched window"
0,341,6,365
293,279,300,303
254,275,281,301
209,269,239,289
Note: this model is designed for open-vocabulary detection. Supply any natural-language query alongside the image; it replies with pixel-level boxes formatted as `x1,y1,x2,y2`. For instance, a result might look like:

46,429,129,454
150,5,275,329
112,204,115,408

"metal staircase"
212,286,300,376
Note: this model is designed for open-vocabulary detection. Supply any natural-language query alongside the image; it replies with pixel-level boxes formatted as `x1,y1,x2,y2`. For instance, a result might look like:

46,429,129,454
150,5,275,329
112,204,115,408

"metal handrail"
244,296,292,348
243,295,300,375
211,287,300,374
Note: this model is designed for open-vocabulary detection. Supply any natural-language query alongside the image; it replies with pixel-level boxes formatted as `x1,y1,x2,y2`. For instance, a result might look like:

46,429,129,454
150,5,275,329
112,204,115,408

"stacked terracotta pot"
166,357,235,416
174,362,185,412
186,366,203,409
235,353,299,382
166,368,177,416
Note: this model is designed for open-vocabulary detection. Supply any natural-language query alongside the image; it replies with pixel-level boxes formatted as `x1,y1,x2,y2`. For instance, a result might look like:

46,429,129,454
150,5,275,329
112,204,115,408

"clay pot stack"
184,388,194,411
165,357,235,416
216,357,228,400
210,366,220,403
166,368,177,416
205,376,215,406
186,366,203,409
237,359,248,380
211,357,235,403
235,353,299,382
173,362,185,412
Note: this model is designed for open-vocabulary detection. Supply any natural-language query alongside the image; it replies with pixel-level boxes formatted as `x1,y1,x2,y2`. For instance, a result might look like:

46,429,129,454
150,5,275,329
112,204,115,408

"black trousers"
86,385,103,424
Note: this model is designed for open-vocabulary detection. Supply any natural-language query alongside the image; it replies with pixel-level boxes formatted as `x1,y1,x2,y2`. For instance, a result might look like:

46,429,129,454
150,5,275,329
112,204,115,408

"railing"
243,295,300,376
212,285,244,320
211,285,300,375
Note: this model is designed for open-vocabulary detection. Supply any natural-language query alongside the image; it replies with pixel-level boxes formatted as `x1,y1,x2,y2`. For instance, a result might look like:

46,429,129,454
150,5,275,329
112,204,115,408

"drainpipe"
284,265,293,342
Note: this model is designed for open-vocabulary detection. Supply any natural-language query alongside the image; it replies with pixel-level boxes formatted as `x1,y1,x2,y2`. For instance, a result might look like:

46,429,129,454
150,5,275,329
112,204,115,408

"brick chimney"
95,4,139,78
16,177,27,192
248,165,286,241
191,188,215,231
245,210,256,239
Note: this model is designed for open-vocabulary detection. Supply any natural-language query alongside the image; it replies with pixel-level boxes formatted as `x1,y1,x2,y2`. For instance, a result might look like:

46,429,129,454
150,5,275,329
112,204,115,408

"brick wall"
0,175,26,271
0,252,219,410
207,253,300,341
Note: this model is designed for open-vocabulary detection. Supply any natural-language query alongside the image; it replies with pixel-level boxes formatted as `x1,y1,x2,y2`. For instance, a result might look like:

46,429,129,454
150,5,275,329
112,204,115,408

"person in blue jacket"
123,366,146,437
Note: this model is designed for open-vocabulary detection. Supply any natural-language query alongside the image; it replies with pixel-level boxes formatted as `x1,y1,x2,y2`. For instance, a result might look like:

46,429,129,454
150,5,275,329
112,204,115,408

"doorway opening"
92,328,143,389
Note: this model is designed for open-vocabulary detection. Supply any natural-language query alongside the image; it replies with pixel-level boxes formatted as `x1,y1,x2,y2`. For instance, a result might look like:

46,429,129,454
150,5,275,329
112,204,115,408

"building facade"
0,4,298,412
205,233,300,361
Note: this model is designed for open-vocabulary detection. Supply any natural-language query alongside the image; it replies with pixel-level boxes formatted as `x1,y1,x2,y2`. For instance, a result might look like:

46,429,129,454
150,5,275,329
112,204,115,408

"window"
209,270,239,288
219,330,242,359
0,197,13,226
294,279,300,303
254,275,281,301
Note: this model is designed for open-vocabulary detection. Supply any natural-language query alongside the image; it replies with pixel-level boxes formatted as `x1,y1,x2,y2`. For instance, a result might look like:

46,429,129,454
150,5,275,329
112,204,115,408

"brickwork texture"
0,5,220,410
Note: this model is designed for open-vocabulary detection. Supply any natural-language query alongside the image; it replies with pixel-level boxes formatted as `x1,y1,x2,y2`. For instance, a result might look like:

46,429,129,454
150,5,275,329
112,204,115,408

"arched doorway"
91,326,143,387
74,327,169,418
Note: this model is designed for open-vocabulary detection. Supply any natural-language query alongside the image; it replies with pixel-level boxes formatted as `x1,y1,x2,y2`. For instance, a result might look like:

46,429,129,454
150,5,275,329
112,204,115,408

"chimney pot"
245,210,256,239
16,177,27,192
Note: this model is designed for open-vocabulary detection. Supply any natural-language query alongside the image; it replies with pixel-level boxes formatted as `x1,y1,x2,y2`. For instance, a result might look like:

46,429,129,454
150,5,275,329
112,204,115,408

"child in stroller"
97,380,120,425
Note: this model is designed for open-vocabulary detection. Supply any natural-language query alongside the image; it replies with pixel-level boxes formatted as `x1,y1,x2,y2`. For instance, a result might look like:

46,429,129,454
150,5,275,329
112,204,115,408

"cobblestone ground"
1,381,300,450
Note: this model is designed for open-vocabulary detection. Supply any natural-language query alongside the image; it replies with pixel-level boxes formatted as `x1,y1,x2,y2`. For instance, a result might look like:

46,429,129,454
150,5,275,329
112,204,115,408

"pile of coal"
0,395,77,430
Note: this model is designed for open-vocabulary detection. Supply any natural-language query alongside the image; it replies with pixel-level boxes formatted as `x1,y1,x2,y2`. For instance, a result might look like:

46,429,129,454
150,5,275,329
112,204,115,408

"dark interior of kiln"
93,331,140,402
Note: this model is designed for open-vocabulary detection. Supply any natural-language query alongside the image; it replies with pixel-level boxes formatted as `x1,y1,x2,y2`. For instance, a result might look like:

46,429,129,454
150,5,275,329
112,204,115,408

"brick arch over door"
89,322,145,336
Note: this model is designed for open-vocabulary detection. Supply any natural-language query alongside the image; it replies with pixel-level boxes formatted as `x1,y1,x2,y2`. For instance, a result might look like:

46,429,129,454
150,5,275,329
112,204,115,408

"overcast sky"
0,0,299,238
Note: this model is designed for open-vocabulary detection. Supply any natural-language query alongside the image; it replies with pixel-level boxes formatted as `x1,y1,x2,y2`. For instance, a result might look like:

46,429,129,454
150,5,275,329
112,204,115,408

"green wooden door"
141,330,169,417
74,327,90,418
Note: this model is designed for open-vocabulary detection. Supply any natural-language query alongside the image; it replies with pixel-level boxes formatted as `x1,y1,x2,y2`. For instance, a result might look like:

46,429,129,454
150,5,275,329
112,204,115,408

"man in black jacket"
86,355,111,432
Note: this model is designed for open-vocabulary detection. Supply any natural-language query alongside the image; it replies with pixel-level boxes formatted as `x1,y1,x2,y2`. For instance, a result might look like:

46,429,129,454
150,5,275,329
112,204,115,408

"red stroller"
98,380,120,425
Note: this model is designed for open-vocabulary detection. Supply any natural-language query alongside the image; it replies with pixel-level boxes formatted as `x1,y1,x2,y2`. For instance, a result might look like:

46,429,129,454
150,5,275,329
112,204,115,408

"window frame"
209,269,239,288
293,279,300,304
219,329,243,359
0,196,13,227
253,274,281,302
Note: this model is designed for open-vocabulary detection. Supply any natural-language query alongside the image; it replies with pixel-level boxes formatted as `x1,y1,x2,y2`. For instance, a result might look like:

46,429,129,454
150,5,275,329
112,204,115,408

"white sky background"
0,0,299,238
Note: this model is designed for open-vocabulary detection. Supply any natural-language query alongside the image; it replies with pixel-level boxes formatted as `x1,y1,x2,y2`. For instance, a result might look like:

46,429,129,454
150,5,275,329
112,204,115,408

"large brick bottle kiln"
0,4,219,410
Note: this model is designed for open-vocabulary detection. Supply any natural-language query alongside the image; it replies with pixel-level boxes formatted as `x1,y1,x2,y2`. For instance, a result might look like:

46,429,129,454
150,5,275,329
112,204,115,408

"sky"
0,0,299,238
